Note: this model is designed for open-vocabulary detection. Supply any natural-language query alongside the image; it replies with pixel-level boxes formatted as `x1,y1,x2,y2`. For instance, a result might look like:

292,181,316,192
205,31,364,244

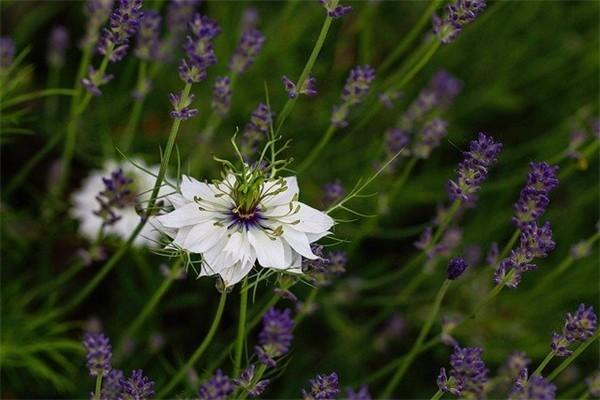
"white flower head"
71,159,168,247
156,166,334,287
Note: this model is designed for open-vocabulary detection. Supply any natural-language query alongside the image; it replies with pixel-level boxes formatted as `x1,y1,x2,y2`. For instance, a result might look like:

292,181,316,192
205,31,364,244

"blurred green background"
1,0,599,398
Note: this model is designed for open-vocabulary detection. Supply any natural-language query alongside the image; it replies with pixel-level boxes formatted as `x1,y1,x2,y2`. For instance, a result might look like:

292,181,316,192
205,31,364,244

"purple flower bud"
565,304,597,342
255,308,294,367
212,76,231,117
198,369,235,400
437,367,463,396
445,346,488,398
447,257,468,280
229,29,265,74
282,75,317,98
83,332,112,376
302,372,339,400
97,0,144,63
433,0,486,44
47,26,69,68
234,365,270,398
413,118,448,159
499,352,531,381
319,0,352,19
120,369,154,399
385,128,410,156
509,368,556,400
331,65,375,127
249,379,270,398
82,0,115,49
135,10,161,61
177,13,220,83
346,385,371,400
169,91,198,120
102,369,124,399
322,180,345,207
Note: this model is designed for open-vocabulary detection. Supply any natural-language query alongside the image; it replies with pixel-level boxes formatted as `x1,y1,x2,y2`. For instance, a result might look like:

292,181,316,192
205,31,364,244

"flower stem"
157,290,228,398
115,260,183,359
430,389,444,400
547,330,600,381
499,229,520,261
296,124,336,174
120,61,147,152
381,279,452,398
468,277,505,320
378,0,444,74
294,287,319,326
93,374,103,400
429,199,461,248
531,351,554,377
237,363,267,400
274,10,335,136
233,277,249,377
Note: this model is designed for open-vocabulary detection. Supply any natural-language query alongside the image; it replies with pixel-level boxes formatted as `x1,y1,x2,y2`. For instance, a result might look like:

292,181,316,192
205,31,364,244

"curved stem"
430,389,444,400
233,278,249,377
157,291,228,398
120,61,147,153
381,279,452,398
531,352,554,377
296,124,336,174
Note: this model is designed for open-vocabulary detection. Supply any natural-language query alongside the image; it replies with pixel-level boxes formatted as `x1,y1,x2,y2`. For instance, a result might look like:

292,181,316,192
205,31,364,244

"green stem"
294,287,319,326
0,88,75,110
547,330,600,381
531,352,554,377
379,0,444,74
381,279,452,398
93,374,103,400
115,261,182,359
233,278,249,377
499,229,520,261
120,61,147,152
296,124,336,174
430,389,444,400
238,363,267,400
157,291,228,398
275,10,335,135
391,39,441,92
429,200,461,248
468,277,506,320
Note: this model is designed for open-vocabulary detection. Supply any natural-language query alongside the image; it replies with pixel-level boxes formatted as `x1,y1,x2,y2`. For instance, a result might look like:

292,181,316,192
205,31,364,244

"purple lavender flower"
82,66,114,96
322,180,345,207
565,304,597,342
81,0,114,49
403,70,462,125
586,371,600,397
212,76,231,117
97,0,144,63
441,346,488,398
385,128,410,156
302,245,346,286
437,367,463,396
494,221,556,288
499,352,531,382
241,7,260,31
486,242,499,266
412,118,448,159
570,240,592,260
255,308,294,367
447,257,468,280
229,29,265,74
94,168,134,226
378,90,402,109
102,368,124,399
178,13,220,83
282,75,317,98
47,26,69,68
156,0,198,61
509,369,556,400
241,103,272,159
0,36,15,69
198,369,235,400
135,10,161,61
447,132,503,205
513,162,559,229
346,385,371,400
169,91,198,120
120,369,154,399
234,365,270,398
319,0,352,19
331,65,375,127
83,332,112,376
302,372,340,400
433,0,486,44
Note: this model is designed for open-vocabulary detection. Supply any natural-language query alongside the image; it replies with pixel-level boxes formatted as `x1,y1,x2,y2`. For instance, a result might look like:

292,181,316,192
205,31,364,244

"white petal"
180,175,233,209
247,228,286,268
282,227,318,259
219,260,254,287
265,202,334,234
306,231,331,243
184,222,228,253
156,202,207,228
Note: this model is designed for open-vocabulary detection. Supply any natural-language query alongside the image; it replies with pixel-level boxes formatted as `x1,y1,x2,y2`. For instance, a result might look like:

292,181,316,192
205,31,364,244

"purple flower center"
230,205,263,229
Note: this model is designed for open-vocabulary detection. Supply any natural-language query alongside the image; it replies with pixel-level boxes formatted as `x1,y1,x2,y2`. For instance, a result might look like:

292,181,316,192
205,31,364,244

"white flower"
71,160,168,247
156,173,334,287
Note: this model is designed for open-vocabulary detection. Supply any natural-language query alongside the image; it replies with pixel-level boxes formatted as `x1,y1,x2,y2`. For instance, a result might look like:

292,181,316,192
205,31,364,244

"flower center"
230,204,262,230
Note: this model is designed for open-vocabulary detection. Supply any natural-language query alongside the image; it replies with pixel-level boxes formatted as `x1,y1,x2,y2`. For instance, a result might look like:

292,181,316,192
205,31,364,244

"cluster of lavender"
0,36,15,70
447,132,503,206
494,162,559,287
415,225,463,259
229,29,266,75
432,0,487,44
282,75,318,99
47,26,69,68
319,0,352,19
508,368,556,400
254,308,295,368
302,372,340,399
212,77,232,117
156,0,199,62
134,11,161,61
94,168,135,226
331,65,375,128
83,0,144,96
198,369,237,400
240,103,273,160
80,0,114,50
447,256,468,280
551,304,597,356
436,346,488,398
302,245,348,286
83,332,154,399
384,70,462,161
